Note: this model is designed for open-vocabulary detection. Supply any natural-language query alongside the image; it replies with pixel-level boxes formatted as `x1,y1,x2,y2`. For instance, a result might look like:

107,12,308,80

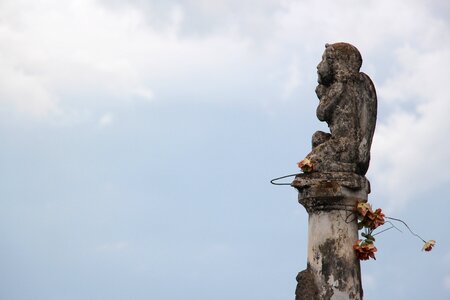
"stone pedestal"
292,172,370,300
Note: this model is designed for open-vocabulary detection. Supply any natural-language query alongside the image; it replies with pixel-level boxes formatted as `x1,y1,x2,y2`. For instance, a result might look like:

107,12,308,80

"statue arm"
316,82,344,121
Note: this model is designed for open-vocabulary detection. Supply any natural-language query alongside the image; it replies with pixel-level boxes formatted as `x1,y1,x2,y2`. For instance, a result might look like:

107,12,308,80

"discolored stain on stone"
295,266,319,300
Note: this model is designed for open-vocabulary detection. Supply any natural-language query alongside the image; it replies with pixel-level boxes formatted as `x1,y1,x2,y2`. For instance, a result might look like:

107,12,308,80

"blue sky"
0,0,449,299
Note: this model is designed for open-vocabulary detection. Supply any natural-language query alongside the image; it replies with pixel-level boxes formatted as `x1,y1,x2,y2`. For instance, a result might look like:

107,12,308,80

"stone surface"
293,172,370,213
291,43,376,299
295,267,319,300
292,172,368,300
305,42,377,175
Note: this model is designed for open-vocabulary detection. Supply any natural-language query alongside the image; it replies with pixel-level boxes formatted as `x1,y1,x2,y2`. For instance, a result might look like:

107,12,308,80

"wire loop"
270,173,300,186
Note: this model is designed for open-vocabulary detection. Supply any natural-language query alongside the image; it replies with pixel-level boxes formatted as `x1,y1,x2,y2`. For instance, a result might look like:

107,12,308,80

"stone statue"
292,43,376,299
304,42,377,175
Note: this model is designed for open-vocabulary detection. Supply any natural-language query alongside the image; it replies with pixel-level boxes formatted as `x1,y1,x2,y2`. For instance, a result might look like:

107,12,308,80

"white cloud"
0,60,61,118
2,0,445,121
272,0,435,53
0,0,256,120
98,112,114,128
370,45,450,210
0,0,153,118
133,87,154,102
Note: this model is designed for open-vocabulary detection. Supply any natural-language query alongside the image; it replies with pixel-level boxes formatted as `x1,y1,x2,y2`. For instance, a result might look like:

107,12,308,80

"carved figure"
305,43,377,175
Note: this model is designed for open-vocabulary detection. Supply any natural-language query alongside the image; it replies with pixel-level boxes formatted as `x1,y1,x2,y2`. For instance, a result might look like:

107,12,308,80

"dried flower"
354,201,434,261
356,202,385,230
369,208,385,229
297,158,314,173
353,240,378,260
356,202,372,218
422,240,436,252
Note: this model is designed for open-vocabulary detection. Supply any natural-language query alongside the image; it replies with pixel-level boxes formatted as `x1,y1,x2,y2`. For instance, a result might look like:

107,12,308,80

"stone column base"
292,172,369,300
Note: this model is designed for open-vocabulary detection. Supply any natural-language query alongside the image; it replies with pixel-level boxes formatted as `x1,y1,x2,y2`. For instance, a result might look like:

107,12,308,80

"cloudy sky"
0,0,449,299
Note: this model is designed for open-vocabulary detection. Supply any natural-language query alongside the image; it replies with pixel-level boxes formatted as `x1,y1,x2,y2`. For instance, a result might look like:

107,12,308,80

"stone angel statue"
304,42,377,175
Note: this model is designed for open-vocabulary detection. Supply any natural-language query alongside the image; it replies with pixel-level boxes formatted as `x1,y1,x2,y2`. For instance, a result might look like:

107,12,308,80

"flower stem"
372,221,402,236
386,216,426,243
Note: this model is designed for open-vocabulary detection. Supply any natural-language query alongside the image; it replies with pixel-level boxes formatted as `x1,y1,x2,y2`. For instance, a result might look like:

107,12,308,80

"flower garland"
297,158,436,261
353,202,384,260
354,201,435,260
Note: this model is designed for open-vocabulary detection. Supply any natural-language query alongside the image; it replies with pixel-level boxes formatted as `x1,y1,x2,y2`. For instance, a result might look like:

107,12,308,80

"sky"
0,0,449,299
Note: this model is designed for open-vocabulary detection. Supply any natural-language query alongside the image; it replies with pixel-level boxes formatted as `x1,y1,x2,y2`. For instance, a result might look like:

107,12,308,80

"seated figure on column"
304,42,377,176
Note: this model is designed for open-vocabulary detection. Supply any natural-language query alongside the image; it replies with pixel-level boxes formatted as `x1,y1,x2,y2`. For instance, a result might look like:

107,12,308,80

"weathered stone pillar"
287,42,377,299
293,172,370,300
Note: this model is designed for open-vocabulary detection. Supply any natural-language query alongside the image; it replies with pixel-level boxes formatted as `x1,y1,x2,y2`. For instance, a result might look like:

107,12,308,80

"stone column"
292,172,370,300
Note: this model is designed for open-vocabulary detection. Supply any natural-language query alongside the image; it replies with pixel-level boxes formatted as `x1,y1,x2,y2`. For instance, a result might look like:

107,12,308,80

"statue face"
317,50,334,85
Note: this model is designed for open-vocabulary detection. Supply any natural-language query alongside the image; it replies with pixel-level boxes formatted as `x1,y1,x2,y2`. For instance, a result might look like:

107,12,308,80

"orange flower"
422,240,436,252
356,202,372,218
297,158,314,173
356,202,385,230
370,208,385,229
353,240,377,260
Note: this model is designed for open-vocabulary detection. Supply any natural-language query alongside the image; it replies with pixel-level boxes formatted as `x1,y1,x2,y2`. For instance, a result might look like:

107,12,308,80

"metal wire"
372,221,402,236
270,173,300,186
386,216,427,243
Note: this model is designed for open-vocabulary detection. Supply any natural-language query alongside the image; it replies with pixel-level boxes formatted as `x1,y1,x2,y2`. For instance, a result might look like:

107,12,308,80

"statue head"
317,42,362,85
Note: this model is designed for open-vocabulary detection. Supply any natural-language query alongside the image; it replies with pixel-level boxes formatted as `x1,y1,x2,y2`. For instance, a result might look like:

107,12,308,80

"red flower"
297,158,314,173
356,202,385,230
353,240,378,260
369,208,385,229
422,240,436,252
